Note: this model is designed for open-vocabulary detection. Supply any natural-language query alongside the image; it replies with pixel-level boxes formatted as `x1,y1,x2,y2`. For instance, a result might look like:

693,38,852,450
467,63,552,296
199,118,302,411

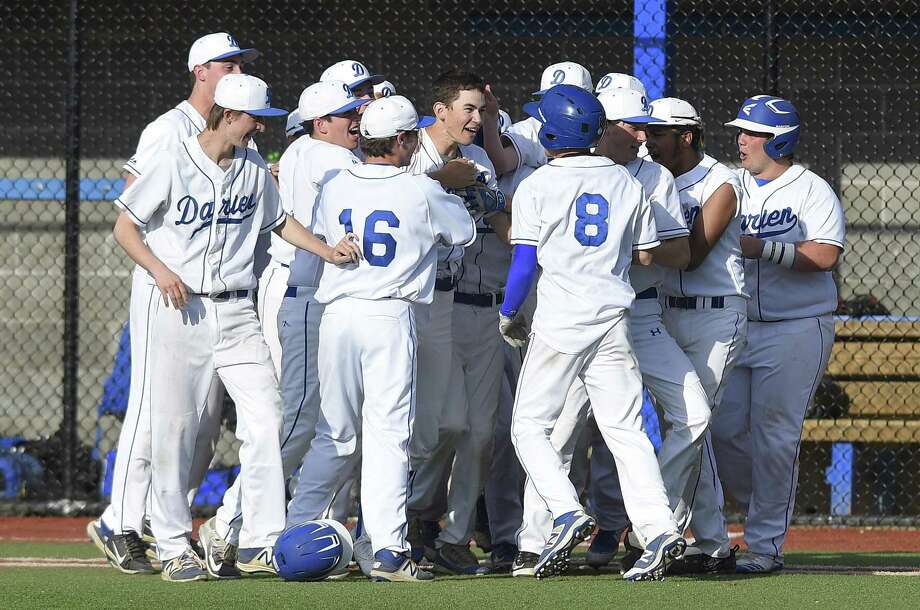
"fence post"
633,0,669,100
63,0,82,501
763,0,778,95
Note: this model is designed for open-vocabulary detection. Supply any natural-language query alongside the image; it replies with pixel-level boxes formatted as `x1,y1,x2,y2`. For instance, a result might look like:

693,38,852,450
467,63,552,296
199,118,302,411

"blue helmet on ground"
523,83,606,150
273,519,353,581
725,95,800,159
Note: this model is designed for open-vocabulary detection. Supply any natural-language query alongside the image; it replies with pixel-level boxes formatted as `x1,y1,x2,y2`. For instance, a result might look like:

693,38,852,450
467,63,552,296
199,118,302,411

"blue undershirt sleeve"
500,244,537,317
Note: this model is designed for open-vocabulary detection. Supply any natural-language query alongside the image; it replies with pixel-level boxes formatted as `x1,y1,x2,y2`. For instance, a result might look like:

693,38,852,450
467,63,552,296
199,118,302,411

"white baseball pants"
256,259,290,378
714,315,834,558
286,297,418,554
148,293,285,561
511,318,676,547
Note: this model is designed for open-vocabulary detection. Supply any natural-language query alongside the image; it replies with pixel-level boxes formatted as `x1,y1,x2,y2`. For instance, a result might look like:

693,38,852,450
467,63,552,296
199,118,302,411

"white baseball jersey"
625,157,688,293
738,165,845,321
407,127,499,270
283,138,362,287
313,164,477,304
505,117,548,170
660,154,745,298
455,166,536,295
511,155,659,354
123,101,205,177
115,135,284,295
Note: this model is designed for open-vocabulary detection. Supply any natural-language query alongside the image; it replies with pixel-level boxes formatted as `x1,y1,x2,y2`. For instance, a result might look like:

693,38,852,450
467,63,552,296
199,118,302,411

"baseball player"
500,84,685,582
204,81,370,577
481,62,593,176
282,95,476,582
634,97,747,574
396,70,507,576
715,96,845,573
87,32,258,575
513,88,712,576
111,74,360,582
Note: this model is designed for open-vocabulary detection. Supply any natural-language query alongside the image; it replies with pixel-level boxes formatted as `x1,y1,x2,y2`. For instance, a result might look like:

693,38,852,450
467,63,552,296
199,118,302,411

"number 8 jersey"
510,155,659,354
313,164,477,305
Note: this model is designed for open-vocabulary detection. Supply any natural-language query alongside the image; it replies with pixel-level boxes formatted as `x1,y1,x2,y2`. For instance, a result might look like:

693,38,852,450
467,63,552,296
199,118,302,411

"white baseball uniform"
404,128,500,526
509,154,678,546
715,165,844,559
518,157,712,552
658,153,747,558
101,101,223,538
285,163,476,554
504,117,548,170
115,136,286,560
217,136,360,543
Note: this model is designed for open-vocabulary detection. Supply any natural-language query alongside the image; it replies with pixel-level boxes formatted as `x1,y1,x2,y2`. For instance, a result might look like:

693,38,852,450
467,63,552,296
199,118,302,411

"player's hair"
431,69,485,108
205,104,244,131
304,118,321,136
676,126,704,152
360,130,419,158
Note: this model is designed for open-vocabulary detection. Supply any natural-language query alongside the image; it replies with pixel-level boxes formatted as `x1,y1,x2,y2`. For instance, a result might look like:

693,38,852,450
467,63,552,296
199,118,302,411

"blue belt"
667,296,725,309
636,287,658,300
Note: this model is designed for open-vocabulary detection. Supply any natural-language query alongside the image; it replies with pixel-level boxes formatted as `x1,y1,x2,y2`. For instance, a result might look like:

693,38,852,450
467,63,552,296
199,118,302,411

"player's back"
511,155,658,354
314,164,476,305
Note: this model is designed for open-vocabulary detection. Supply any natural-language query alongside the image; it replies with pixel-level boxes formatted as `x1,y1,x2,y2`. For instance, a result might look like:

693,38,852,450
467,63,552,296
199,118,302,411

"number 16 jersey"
313,164,477,305
510,155,659,354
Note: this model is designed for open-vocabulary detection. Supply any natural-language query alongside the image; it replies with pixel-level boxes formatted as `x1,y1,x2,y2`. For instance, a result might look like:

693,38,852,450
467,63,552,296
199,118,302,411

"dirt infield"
2,517,919,552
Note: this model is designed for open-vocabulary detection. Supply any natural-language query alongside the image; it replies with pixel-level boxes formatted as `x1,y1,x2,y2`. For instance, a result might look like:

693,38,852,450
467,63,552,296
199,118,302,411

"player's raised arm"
480,84,520,175
273,215,361,265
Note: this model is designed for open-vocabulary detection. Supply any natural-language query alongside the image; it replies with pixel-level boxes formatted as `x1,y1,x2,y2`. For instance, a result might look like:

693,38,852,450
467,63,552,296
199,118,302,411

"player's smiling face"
737,129,773,174
317,109,362,150
596,121,644,164
229,111,264,147
643,125,681,169
437,89,486,146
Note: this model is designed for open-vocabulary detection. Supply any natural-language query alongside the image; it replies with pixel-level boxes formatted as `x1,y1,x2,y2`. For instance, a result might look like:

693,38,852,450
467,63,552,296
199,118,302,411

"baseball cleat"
431,542,490,575
622,532,685,581
160,548,208,583
666,544,738,575
735,551,784,574
490,542,518,573
586,528,622,569
511,550,539,577
198,517,240,579
618,527,643,573
370,549,434,582
353,531,375,577
105,531,157,575
141,517,159,566
86,519,111,559
237,546,277,576
534,510,596,579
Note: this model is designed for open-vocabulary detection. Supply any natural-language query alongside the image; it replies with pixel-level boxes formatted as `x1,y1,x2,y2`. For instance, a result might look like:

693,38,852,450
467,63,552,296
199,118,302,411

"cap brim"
351,74,386,88
329,98,372,116
523,101,543,122
247,107,288,117
417,115,435,129
725,117,768,131
618,115,663,124
208,48,260,65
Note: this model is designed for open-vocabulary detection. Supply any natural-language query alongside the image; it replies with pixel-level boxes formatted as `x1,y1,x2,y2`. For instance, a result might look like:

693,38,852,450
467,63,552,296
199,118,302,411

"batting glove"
499,313,530,348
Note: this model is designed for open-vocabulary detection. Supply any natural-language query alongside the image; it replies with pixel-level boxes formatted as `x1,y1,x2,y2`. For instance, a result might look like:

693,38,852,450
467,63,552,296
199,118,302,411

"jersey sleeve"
114,154,172,225
706,165,743,217
277,147,298,215
259,166,286,234
801,176,846,248
503,131,545,170
509,177,540,246
632,186,661,251
419,176,477,248
647,165,688,240
123,119,181,178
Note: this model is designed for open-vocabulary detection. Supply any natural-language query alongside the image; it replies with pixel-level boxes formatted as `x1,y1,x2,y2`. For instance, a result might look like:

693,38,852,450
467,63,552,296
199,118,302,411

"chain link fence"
0,0,917,523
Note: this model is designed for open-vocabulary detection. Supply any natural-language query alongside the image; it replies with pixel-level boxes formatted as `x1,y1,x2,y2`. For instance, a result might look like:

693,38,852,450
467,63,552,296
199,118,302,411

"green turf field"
2,542,918,609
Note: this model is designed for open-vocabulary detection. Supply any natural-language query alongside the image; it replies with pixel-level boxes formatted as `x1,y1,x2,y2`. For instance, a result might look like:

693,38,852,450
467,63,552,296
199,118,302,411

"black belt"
435,276,456,292
667,296,725,309
454,290,504,307
208,289,250,300
279,262,290,268
636,287,658,300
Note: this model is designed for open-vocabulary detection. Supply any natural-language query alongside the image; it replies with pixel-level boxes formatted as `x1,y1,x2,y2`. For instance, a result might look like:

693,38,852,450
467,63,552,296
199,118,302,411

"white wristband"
760,240,796,269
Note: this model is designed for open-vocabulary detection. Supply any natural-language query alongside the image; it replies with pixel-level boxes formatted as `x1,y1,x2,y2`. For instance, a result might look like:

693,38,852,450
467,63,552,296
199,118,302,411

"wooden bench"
801,319,920,442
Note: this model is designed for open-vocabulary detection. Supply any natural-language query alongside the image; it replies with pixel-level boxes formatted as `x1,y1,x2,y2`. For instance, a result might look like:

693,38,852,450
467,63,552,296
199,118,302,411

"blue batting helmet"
523,84,606,150
273,519,353,581
725,95,800,159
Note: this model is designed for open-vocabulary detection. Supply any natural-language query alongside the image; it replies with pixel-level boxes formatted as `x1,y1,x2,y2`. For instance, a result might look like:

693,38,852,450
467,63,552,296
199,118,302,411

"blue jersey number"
339,209,400,267
573,193,609,247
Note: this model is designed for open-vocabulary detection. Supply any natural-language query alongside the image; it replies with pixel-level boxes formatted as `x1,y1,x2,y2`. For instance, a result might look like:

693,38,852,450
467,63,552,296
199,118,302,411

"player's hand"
499,313,530,347
152,266,190,309
329,233,363,265
436,158,478,189
269,162,280,180
483,84,499,119
740,235,765,259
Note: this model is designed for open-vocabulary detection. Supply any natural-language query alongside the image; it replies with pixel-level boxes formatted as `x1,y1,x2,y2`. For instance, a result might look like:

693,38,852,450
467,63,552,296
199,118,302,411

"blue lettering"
684,205,700,228
740,206,799,237
176,195,200,225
